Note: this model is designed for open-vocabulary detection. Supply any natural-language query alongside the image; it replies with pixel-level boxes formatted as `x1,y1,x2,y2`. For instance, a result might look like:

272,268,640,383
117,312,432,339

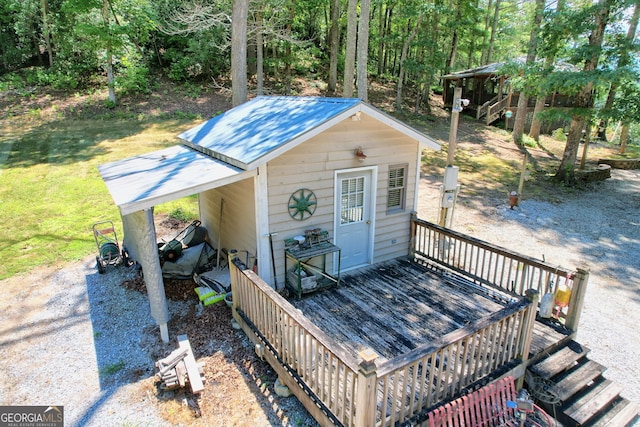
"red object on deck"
425,376,551,426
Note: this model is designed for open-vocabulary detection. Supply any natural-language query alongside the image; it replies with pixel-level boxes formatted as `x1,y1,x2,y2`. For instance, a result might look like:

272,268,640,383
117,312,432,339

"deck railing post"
564,266,590,333
410,212,417,258
516,289,539,389
355,348,379,427
228,255,242,327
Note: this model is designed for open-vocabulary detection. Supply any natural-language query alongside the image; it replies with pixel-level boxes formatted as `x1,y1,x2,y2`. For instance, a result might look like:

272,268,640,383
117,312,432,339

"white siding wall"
199,177,258,268
267,113,420,285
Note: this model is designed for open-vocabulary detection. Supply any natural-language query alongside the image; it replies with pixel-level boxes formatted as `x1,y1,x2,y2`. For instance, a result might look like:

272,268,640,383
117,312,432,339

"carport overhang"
98,144,255,342
99,144,255,216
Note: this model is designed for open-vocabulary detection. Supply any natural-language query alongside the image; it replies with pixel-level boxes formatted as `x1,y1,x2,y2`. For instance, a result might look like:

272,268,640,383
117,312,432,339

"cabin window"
340,176,365,224
387,165,407,212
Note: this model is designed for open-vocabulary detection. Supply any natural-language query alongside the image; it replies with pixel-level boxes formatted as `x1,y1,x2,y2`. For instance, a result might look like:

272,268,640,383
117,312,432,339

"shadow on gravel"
78,265,157,425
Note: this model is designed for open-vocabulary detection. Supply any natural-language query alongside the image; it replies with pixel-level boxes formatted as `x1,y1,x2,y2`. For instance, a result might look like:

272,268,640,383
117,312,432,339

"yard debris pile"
121,274,199,301
155,335,205,394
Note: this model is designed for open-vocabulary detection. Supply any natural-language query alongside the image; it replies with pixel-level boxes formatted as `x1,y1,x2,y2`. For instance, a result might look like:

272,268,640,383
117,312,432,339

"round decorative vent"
288,188,317,221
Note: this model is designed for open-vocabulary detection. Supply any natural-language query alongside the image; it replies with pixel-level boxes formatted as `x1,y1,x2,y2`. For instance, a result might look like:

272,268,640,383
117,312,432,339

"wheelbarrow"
93,220,128,274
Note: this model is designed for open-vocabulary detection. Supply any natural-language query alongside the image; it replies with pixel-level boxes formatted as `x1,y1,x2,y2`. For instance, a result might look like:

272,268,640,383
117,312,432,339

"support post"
517,152,527,204
122,208,170,343
355,348,379,427
409,212,417,258
564,266,590,333
516,289,539,389
440,87,462,228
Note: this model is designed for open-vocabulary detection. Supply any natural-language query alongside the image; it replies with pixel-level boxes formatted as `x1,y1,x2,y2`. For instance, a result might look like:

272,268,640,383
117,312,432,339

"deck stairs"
526,340,639,426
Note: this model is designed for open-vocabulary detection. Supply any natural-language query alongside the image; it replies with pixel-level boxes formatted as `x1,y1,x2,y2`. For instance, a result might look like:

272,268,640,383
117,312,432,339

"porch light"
354,147,367,162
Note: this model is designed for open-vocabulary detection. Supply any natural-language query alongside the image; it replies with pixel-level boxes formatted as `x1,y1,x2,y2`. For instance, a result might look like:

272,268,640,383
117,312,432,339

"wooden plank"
563,379,621,425
592,399,639,427
177,334,204,394
549,360,606,402
529,341,590,380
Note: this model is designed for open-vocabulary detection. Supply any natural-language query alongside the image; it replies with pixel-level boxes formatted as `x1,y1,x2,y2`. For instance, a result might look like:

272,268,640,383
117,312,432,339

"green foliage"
522,135,538,148
159,197,199,222
100,360,125,375
117,54,153,95
552,128,567,141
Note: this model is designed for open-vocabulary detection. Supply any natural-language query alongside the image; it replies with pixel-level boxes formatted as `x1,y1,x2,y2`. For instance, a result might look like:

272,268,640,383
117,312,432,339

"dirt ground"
1,83,638,426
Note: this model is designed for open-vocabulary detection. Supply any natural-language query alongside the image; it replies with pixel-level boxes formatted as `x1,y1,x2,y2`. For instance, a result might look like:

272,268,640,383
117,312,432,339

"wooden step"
562,379,621,425
530,341,590,380
549,360,606,402
591,399,639,427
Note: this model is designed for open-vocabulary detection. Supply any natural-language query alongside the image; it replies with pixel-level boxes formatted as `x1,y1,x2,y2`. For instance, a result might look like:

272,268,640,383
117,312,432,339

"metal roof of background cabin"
442,58,579,79
178,96,361,170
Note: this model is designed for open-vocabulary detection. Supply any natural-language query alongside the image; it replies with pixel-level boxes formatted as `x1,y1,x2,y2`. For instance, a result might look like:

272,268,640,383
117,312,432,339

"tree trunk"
445,1,462,75
102,0,116,104
356,0,370,101
256,10,264,96
377,4,385,76
555,0,611,184
529,0,565,141
528,96,546,141
396,15,425,111
512,0,544,144
231,0,248,106
619,123,629,154
40,0,53,66
486,0,501,64
284,3,293,95
343,0,357,97
327,0,340,94
480,0,493,64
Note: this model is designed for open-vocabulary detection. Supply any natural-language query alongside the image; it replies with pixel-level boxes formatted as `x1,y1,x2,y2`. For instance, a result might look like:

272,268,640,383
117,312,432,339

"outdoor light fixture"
452,97,470,113
354,147,367,162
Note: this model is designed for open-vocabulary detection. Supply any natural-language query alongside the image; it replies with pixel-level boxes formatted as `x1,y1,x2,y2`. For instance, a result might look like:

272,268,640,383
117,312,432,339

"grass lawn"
0,114,200,279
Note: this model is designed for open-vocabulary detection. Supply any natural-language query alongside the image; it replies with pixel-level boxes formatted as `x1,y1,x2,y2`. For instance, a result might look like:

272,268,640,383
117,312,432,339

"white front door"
335,168,375,270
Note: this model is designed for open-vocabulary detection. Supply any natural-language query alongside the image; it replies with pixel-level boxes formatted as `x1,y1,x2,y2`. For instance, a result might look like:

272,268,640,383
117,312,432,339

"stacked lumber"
155,334,205,394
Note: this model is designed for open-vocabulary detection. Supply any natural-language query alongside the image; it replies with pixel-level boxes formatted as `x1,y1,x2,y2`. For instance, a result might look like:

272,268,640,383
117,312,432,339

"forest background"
1,0,639,182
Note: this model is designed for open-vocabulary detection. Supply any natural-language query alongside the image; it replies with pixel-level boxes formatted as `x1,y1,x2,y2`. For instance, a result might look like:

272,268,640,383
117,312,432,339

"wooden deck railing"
486,96,511,124
229,254,540,427
410,215,589,331
229,258,362,426
476,95,498,121
374,295,537,427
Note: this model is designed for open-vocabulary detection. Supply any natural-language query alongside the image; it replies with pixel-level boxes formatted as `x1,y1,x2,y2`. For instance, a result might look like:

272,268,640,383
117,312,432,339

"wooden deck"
229,217,588,427
289,257,517,362
290,257,571,364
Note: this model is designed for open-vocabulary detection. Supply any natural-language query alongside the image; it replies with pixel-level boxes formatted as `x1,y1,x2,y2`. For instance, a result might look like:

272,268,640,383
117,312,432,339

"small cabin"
442,61,578,131
99,96,441,338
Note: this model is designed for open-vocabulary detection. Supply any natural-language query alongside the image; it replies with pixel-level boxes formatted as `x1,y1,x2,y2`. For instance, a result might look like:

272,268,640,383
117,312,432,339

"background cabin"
442,61,578,132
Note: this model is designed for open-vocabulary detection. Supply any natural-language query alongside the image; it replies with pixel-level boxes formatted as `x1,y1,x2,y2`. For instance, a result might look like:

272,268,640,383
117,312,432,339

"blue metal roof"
178,96,361,169
98,145,251,215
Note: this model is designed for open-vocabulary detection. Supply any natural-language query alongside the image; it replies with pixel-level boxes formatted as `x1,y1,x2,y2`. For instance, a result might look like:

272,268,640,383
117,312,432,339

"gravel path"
0,258,188,426
419,168,640,404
